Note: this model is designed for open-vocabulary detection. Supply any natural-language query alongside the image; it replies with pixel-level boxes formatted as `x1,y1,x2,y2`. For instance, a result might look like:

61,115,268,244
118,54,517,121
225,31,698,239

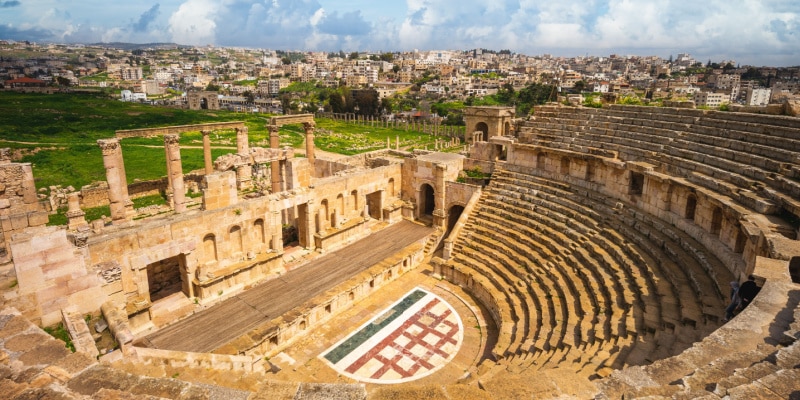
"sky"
0,0,798,66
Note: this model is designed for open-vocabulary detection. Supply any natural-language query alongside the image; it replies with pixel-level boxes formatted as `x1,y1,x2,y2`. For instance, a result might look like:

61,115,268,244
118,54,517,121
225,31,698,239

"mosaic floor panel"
320,287,463,384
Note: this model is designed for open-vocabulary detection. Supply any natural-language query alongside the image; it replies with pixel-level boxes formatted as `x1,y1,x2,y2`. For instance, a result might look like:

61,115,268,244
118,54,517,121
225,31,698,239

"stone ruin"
0,107,798,399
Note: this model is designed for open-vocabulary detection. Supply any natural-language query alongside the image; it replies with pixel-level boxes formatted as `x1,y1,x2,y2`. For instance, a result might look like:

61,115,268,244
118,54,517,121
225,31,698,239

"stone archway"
475,122,489,142
187,91,220,110
463,106,515,143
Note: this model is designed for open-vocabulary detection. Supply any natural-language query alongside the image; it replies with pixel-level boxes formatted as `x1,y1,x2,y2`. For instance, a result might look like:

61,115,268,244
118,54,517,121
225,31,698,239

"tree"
281,57,291,65
380,97,393,114
205,82,220,92
279,94,293,114
349,51,360,60
573,80,586,93
55,76,71,87
243,90,255,103
496,83,515,103
380,53,394,62
353,89,380,116
329,91,346,113
392,65,400,74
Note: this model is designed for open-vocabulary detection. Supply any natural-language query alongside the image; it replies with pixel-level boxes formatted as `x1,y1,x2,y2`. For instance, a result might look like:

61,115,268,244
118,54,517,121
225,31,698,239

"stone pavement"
320,287,463,384
265,264,495,394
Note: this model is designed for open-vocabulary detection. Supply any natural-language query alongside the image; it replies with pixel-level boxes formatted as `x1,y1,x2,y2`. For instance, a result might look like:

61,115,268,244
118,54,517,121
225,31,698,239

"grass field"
0,92,462,191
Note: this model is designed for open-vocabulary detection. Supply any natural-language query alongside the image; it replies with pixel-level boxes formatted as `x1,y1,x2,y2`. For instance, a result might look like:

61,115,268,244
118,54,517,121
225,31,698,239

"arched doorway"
685,195,697,220
200,97,208,110
475,122,489,142
711,207,723,236
447,205,465,234
420,184,435,217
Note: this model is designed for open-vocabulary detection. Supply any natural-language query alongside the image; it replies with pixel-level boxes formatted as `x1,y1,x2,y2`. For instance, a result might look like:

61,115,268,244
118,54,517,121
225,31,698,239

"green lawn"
0,92,458,190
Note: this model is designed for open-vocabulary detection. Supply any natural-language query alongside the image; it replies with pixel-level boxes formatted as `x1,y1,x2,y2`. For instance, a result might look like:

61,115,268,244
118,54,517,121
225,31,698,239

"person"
722,281,740,322
737,275,760,310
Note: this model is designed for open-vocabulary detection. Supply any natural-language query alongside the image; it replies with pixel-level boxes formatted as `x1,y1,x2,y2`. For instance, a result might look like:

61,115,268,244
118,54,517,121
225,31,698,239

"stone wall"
81,174,205,209
11,226,104,326
0,158,48,264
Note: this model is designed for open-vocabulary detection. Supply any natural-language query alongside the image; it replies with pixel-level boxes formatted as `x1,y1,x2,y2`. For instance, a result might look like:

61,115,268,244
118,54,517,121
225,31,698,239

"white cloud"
0,0,797,65
168,0,219,46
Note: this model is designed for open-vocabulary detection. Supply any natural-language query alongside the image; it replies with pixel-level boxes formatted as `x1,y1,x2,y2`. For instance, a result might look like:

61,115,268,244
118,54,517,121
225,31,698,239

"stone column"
396,135,400,150
269,125,281,193
66,192,87,231
164,134,187,213
303,121,316,167
98,139,131,223
235,125,253,190
202,130,213,175
163,136,174,207
271,210,282,251
236,126,250,155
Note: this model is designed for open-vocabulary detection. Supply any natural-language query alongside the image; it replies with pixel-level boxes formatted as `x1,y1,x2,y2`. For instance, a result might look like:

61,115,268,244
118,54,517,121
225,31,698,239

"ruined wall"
81,174,205,209
0,157,49,264
11,226,104,326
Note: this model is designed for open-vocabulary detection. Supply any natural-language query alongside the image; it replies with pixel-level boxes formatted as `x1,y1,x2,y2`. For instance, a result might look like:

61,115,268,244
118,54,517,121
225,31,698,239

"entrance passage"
447,205,464,235
476,122,489,142
366,191,383,220
421,184,435,217
146,255,185,302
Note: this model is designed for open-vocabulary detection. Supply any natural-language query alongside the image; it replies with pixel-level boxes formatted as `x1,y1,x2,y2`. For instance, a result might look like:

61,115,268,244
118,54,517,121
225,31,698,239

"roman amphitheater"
1,105,799,399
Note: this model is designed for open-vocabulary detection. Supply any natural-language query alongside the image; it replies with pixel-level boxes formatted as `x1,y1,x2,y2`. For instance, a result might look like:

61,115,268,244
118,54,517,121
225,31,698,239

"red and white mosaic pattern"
321,288,463,384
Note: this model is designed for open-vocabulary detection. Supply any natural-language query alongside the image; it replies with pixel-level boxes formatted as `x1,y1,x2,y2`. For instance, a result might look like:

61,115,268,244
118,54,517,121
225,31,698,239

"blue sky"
1,0,798,66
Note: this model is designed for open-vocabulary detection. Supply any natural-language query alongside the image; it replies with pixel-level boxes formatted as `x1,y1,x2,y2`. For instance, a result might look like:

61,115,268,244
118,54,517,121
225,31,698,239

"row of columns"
321,113,466,138
92,122,316,226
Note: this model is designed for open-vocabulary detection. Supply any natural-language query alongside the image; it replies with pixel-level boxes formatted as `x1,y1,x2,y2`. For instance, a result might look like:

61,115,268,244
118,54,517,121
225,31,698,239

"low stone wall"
80,174,205,209
193,252,283,300
431,258,504,360
130,346,257,373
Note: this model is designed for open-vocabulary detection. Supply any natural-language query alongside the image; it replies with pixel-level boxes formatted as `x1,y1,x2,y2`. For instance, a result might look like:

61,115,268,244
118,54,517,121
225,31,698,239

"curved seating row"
521,105,800,219
444,165,735,379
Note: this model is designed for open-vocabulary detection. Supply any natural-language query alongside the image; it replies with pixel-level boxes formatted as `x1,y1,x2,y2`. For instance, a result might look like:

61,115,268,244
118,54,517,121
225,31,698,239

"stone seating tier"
498,169,733,303
523,106,800,213
445,166,734,377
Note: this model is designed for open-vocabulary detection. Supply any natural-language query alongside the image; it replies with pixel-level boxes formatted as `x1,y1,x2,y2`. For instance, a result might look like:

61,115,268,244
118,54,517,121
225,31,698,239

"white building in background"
693,91,727,108
745,88,772,106
120,90,146,102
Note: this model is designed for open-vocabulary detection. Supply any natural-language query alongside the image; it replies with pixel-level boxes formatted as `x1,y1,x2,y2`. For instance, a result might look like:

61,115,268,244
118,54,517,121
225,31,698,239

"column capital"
268,125,279,135
164,134,180,145
201,130,211,137
302,121,316,132
97,138,121,155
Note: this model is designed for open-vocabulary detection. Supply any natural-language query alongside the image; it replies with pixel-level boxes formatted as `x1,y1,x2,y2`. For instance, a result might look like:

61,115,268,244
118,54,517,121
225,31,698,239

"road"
142,220,433,353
